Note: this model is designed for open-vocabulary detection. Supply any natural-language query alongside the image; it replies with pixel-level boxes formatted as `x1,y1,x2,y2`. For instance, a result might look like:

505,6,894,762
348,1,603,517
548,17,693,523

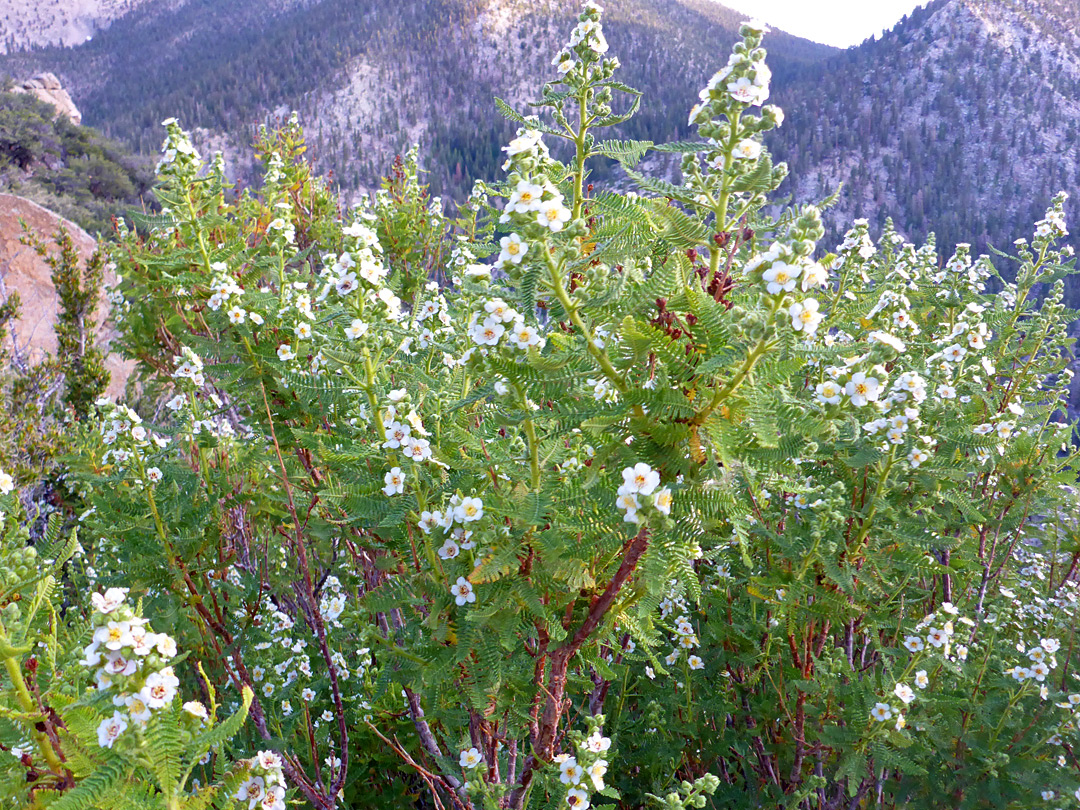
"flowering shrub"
3,3,1079,809
0,482,269,810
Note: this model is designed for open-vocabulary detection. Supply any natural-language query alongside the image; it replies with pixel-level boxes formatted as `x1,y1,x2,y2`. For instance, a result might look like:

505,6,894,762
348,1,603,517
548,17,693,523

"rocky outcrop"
0,193,132,397
12,74,82,125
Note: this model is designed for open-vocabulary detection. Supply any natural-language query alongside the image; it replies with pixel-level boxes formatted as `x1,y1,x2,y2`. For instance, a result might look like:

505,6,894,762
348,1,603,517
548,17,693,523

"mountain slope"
774,0,1080,270
0,0,156,52
1,0,835,197
7,0,1080,292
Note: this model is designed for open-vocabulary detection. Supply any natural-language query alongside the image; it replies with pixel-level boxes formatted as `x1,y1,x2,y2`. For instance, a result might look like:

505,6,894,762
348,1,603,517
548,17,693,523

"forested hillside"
0,88,151,233
773,0,1080,265
0,0,834,197
5,0,1080,288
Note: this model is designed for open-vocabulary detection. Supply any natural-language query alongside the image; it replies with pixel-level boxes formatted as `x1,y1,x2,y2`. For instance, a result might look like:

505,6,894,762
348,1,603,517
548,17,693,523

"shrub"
3,4,1079,809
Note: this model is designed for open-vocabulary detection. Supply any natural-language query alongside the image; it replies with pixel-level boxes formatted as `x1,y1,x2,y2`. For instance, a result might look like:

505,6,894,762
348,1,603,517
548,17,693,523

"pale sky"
717,0,930,48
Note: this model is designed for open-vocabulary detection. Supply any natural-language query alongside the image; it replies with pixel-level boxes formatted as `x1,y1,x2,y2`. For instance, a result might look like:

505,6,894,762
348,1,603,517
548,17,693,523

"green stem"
690,334,772,428
544,253,645,421
1,646,65,774
849,450,896,556
516,384,542,491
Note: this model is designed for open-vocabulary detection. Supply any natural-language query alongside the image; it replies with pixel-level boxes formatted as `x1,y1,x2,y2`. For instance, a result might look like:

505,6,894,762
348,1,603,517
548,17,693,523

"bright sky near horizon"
716,0,930,48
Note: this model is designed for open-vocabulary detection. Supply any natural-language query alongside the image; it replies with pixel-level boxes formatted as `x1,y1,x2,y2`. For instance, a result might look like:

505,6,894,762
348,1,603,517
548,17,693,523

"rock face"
12,73,82,125
0,193,132,398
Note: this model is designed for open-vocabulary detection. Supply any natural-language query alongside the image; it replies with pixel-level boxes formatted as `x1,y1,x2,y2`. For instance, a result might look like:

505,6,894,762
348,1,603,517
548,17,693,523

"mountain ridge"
5,0,1080,300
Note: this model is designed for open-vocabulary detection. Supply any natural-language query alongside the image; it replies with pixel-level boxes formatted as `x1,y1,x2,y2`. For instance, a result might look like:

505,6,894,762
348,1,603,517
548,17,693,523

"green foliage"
9,6,1078,810
0,90,152,235
0,490,269,810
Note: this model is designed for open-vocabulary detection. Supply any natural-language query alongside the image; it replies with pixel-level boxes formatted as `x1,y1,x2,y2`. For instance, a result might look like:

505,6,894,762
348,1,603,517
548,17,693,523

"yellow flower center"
507,243,520,255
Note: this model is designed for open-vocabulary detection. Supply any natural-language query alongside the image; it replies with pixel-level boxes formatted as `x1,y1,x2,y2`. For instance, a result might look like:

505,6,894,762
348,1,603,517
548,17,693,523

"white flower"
459,747,483,769
383,420,411,449
146,467,163,483
588,759,607,791
902,635,924,653
509,181,544,213
404,437,432,462
382,467,406,496
227,305,247,325
257,751,283,772
942,344,967,363
559,757,584,785
470,316,506,347
345,319,369,340
688,654,704,670
762,261,800,294
893,683,915,704
497,234,528,266
734,138,761,160
236,776,266,809
537,200,572,232
914,670,929,689
845,372,881,407
789,299,824,336
870,702,894,722
727,76,768,105
95,620,133,651
926,627,947,648
815,380,842,405
438,539,460,560
654,487,673,516
455,496,484,522
585,731,611,753
509,321,543,350
801,261,828,289
451,577,476,606
907,448,929,468
621,463,660,496
566,788,590,810
97,711,128,748
183,701,208,720
336,272,359,295
615,491,640,519
277,344,296,362
91,588,129,615
295,322,313,340
140,667,179,708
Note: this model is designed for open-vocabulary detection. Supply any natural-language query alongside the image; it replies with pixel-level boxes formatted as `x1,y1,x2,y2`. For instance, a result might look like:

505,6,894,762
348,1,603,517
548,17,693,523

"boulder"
0,193,132,398
12,73,82,125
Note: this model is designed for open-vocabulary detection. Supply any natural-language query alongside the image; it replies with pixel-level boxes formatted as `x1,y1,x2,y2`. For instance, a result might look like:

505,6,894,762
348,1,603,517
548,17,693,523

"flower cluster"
549,1,610,78
93,400,171,480
172,345,205,388
615,463,672,525
745,239,829,337
157,118,201,176
84,588,180,748
554,722,612,810
236,750,288,810
467,296,545,353
419,493,486,562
